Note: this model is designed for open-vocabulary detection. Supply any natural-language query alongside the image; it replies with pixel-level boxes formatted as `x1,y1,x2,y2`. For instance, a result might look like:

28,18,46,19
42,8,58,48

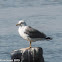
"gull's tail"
46,37,52,40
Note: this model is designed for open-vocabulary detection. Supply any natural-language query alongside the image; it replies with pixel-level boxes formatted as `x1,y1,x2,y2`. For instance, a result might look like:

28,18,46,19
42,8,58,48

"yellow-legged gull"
16,20,52,48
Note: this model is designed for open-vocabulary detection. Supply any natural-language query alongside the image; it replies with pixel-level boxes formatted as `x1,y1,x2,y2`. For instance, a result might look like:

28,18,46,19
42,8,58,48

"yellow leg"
30,41,31,48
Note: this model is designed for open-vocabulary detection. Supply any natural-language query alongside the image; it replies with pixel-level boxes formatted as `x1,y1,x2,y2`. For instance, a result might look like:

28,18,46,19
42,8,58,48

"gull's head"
16,20,27,26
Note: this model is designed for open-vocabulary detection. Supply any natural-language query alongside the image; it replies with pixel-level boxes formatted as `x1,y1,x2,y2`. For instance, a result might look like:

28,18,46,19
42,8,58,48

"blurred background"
0,0,62,62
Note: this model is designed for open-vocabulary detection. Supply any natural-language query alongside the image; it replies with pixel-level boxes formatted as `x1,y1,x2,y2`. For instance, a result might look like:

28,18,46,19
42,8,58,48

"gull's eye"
21,22,24,24
21,22,23,23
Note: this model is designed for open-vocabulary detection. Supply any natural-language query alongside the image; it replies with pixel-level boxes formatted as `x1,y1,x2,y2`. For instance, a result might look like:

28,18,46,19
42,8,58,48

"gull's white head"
16,20,27,26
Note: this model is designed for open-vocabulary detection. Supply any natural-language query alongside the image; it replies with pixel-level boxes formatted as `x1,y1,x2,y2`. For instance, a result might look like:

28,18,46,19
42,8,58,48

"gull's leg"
30,41,31,48
24,41,32,50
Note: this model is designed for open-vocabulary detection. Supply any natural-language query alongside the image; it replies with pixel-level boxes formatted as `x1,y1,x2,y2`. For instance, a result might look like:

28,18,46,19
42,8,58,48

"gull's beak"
16,24,20,26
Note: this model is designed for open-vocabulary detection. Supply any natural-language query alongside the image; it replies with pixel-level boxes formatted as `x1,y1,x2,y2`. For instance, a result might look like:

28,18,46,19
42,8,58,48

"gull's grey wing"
24,26,46,38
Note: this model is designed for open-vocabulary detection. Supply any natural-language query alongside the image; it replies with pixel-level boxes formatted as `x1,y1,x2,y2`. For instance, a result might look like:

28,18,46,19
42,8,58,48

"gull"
16,20,52,48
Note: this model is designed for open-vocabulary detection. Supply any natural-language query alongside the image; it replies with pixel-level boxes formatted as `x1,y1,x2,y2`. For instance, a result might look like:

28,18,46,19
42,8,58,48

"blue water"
0,0,62,62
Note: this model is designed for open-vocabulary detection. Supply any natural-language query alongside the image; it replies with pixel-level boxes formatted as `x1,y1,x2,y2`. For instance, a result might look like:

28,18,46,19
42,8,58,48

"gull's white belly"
18,27,29,40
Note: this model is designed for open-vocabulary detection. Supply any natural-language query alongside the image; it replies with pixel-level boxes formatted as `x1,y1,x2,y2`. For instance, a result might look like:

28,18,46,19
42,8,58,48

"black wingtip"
46,37,52,40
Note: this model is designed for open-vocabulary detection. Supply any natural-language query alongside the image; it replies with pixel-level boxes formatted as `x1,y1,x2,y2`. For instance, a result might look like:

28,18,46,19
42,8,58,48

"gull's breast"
18,26,29,40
